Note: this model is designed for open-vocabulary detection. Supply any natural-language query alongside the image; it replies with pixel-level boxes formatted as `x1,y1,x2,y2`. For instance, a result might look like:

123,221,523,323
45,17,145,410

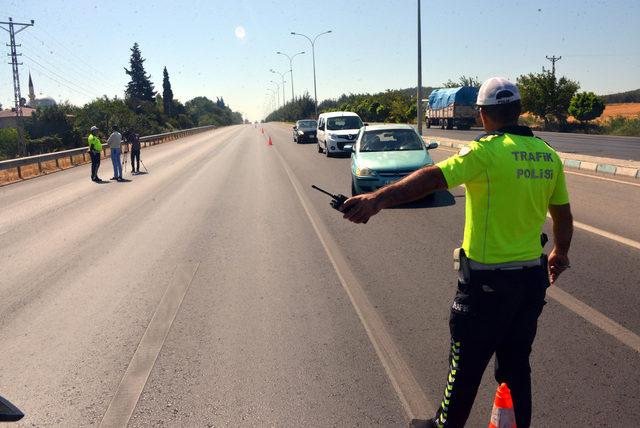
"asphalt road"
422,127,640,161
1,124,638,427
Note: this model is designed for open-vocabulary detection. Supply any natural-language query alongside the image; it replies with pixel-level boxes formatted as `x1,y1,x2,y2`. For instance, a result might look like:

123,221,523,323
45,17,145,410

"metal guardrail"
0,125,216,180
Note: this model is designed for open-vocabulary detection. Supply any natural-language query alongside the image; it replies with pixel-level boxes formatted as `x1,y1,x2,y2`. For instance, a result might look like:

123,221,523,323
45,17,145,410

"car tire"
317,143,323,153
325,145,331,157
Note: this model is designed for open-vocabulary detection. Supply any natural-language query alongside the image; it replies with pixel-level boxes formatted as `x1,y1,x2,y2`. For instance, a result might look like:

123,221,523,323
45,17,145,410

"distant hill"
600,89,640,104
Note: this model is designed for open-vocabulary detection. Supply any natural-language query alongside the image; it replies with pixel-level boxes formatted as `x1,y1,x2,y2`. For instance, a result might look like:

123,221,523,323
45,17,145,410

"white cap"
90,125,98,131
476,77,521,106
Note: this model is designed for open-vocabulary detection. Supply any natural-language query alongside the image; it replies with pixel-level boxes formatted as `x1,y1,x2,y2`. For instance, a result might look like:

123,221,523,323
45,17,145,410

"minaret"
28,72,36,107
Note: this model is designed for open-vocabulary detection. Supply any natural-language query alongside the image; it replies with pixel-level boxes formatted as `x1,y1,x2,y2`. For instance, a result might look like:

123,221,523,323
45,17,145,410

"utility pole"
545,55,561,76
0,18,34,156
416,0,423,135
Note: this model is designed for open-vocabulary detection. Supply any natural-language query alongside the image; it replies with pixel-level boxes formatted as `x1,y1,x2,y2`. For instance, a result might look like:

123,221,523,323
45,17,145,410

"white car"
316,111,364,157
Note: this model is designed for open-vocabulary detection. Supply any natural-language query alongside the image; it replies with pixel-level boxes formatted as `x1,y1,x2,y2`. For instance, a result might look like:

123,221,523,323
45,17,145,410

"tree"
443,75,481,88
162,67,174,117
24,104,81,153
517,72,579,130
124,43,156,102
568,92,605,130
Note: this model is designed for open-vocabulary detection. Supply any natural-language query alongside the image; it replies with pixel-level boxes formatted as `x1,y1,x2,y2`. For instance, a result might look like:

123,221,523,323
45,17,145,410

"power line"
35,27,124,91
23,54,98,98
26,60,97,99
22,31,123,94
20,38,120,96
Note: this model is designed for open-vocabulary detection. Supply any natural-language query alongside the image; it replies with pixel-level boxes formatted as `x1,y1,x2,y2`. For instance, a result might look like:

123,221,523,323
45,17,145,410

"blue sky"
1,0,638,121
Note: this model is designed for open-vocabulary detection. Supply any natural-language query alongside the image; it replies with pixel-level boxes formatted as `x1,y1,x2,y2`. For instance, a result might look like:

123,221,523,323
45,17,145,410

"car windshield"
326,116,363,130
297,120,317,128
359,129,424,152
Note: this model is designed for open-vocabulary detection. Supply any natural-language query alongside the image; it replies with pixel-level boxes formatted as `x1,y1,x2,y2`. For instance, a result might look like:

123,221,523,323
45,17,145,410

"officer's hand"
340,193,381,224
548,248,570,284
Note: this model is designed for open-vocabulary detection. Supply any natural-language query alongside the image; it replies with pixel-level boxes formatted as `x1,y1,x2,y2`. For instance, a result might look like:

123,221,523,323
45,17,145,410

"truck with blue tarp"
426,86,479,130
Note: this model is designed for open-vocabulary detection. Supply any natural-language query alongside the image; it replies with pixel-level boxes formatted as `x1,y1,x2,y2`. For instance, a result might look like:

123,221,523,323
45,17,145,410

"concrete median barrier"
424,135,640,180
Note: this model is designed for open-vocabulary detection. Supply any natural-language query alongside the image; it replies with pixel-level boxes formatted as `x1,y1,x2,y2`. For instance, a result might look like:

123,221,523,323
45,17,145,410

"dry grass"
598,103,640,120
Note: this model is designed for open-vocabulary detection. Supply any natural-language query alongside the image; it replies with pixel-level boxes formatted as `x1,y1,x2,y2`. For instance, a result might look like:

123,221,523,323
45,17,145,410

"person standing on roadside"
126,129,141,174
107,124,123,181
340,77,573,428
87,125,103,182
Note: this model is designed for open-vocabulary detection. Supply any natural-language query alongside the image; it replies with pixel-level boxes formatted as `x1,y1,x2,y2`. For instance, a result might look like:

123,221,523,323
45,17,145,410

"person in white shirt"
107,124,124,181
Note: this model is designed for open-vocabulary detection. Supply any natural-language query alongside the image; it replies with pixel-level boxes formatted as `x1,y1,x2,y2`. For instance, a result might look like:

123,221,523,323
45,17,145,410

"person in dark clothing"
126,129,141,173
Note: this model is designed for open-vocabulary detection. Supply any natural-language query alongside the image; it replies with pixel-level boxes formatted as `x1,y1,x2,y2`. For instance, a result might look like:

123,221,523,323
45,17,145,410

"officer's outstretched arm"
341,165,447,224
548,203,574,283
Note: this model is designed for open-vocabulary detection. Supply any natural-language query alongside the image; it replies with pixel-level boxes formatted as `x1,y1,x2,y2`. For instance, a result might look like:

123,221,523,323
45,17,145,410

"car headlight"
355,167,377,177
297,130,304,135
327,133,339,141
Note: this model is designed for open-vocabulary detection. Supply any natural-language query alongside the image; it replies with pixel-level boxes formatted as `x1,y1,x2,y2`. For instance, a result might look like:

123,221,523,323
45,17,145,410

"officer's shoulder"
473,131,504,143
533,135,556,150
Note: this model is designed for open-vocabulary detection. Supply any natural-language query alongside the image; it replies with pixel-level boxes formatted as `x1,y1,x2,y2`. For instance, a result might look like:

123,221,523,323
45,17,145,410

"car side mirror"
293,126,297,130
0,395,24,422
426,141,439,150
343,144,353,153
363,123,369,127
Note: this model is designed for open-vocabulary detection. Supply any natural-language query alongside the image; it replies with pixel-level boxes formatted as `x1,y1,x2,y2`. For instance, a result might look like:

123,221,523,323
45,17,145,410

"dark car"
292,119,318,143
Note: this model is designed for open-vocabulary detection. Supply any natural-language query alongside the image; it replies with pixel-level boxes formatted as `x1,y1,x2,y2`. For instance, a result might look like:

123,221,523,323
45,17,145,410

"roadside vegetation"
264,73,639,137
0,43,243,161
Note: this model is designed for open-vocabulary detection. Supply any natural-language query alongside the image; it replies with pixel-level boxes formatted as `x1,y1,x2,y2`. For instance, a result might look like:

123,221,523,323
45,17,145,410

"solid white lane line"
99,263,200,428
563,170,640,187
573,220,640,250
545,215,640,251
272,145,433,420
547,286,640,353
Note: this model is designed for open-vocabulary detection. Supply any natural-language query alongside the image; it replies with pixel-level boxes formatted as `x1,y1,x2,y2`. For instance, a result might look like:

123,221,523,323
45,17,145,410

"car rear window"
327,116,363,130
298,120,317,128
360,129,424,152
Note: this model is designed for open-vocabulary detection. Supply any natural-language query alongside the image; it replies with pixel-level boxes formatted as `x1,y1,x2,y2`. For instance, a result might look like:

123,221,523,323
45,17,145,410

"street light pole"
270,69,287,106
276,51,305,103
269,80,280,109
291,30,332,119
416,0,423,136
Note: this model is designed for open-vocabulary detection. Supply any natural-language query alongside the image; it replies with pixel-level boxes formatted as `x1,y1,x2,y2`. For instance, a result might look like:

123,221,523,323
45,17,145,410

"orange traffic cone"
268,136,273,146
489,383,516,428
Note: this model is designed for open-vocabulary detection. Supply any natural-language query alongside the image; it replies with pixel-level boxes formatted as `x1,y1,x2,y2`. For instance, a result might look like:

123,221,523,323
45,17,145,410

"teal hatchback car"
346,124,438,195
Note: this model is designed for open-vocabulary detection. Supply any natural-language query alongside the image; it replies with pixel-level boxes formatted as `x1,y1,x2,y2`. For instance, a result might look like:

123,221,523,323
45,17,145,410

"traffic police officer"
340,77,574,428
87,125,103,182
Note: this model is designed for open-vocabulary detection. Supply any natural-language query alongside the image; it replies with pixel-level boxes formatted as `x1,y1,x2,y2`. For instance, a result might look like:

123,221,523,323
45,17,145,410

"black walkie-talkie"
311,185,368,224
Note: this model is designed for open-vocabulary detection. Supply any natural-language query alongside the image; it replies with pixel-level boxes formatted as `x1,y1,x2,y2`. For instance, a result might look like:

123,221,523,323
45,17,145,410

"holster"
453,247,471,284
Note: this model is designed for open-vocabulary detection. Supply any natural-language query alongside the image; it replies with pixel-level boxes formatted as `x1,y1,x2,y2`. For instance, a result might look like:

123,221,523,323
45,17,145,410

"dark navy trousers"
433,265,548,428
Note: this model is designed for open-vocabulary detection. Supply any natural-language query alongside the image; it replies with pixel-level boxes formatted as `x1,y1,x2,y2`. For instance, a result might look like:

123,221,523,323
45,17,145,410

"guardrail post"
17,165,22,179
70,155,74,166
38,161,43,173
55,158,60,169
